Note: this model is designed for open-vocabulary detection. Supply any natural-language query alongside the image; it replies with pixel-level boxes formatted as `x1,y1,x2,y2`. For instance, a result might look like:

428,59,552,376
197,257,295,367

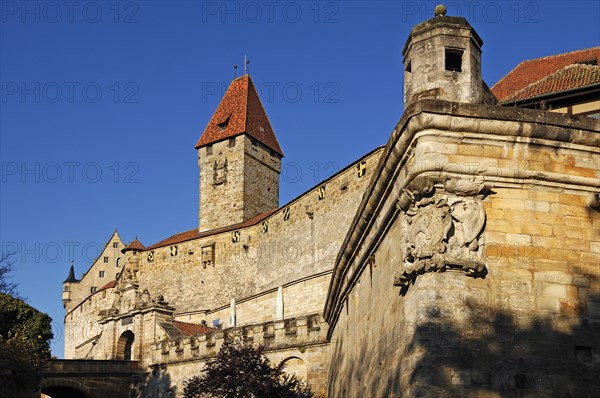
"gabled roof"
492,47,600,102
195,74,284,156
501,63,600,103
122,238,145,253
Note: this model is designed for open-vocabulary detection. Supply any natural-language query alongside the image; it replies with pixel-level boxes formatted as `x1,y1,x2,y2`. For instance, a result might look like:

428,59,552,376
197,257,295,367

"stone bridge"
40,359,140,398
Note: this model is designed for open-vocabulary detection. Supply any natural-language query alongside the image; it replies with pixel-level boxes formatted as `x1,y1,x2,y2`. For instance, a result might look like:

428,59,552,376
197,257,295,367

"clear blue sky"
1,1,598,357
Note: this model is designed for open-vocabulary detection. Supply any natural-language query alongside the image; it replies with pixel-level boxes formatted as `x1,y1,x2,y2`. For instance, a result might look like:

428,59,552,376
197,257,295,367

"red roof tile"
145,209,277,250
492,47,600,102
98,280,117,292
501,64,600,103
171,320,215,336
122,238,145,253
195,75,284,156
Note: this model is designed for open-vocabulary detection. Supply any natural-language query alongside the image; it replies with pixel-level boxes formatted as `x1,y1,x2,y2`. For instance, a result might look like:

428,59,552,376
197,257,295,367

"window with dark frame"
103,256,109,263
228,137,235,147
445,48,463,72
99,271,105,278
90,287,97,294
113,242,118,248
206,144,213,155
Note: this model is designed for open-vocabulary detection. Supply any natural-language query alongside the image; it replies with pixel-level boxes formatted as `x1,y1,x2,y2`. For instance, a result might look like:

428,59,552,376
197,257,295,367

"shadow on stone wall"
406,270,600,397
131,367,175,398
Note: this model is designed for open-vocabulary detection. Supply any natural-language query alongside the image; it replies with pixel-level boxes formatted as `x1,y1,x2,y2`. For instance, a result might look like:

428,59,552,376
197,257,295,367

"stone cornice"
323,99,600,337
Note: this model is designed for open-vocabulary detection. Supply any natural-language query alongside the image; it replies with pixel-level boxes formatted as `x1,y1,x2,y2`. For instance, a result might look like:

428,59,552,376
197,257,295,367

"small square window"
113,242,118,248
206,145,213,155
99,271,105,278
445,48,463,72
103,256,109,263
90,287,97,294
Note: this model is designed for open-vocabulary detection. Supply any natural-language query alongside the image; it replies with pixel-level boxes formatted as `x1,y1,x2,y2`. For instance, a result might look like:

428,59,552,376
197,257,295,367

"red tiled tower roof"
195,74,284,156
122,238,145,253
492,47,600,102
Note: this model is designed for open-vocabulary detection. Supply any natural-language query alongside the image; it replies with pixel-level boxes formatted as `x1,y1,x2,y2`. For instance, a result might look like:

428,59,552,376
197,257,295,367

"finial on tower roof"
434,4,447,16
233,64,238,79
244,55,250,75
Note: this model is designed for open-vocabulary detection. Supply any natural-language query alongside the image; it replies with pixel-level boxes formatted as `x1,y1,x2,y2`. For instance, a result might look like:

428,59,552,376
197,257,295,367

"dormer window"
218,115,231,132
445,48,463,72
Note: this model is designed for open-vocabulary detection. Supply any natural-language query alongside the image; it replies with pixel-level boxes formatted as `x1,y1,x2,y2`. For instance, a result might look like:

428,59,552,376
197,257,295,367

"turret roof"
195,74,283,156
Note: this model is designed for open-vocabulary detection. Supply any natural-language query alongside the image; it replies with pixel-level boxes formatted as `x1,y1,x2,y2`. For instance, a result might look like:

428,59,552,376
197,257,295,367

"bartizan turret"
402,4,497,106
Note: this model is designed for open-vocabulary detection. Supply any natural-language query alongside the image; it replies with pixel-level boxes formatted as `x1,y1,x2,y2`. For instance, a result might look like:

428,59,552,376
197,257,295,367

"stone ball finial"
434,4,447,16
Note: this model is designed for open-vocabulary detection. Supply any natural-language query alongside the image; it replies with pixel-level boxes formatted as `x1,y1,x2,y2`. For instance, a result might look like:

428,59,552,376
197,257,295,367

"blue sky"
1,0,598,357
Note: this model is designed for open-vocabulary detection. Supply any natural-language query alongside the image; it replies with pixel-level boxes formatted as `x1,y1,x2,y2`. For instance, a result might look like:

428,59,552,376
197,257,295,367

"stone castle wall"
135,147,382,315
325,101,600,397
146,314,330,396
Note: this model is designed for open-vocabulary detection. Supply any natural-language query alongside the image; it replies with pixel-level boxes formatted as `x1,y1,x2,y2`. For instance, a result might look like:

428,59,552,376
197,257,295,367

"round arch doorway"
116,330,135,360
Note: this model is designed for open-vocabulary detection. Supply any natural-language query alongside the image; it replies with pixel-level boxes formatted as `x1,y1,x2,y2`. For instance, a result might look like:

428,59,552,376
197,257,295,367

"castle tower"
402,5,495,105
195,74,283,232
62,263,79,309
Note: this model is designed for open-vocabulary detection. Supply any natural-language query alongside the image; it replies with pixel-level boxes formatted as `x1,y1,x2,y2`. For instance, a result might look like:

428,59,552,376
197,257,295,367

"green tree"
0,254,53,397
183,341,312,398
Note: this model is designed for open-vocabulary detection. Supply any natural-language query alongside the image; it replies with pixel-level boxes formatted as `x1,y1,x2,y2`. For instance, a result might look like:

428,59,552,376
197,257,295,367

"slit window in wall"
405,60,411,73
445,48,463,72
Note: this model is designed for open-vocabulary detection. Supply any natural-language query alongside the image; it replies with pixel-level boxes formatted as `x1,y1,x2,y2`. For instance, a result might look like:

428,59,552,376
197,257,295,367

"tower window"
206,145,213,155
405,60,412,73
445,48,463,72
228,137,235,147
64,285,69,292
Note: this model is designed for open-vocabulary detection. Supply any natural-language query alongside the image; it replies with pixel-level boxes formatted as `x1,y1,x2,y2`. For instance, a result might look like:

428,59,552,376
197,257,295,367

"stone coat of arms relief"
394,176,489,291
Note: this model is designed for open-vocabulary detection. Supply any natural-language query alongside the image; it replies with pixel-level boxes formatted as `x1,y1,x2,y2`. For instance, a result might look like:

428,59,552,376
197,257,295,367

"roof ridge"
518,46,600,64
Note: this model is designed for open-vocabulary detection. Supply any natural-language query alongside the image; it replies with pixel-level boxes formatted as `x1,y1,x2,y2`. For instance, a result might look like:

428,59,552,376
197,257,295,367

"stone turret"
402,4,496,105
62,263,79,308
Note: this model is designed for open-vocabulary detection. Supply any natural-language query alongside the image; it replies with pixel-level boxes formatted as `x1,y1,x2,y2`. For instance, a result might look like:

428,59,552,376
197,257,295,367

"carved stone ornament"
394,176,488,290
213,159,228,185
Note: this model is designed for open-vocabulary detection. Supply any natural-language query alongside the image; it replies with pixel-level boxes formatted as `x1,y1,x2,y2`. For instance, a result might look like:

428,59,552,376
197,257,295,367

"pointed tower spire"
63,262,78,283
195,74,283,156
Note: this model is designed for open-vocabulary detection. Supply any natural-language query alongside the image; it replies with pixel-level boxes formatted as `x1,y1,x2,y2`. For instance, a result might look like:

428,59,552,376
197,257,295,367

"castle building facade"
56,8,599,398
